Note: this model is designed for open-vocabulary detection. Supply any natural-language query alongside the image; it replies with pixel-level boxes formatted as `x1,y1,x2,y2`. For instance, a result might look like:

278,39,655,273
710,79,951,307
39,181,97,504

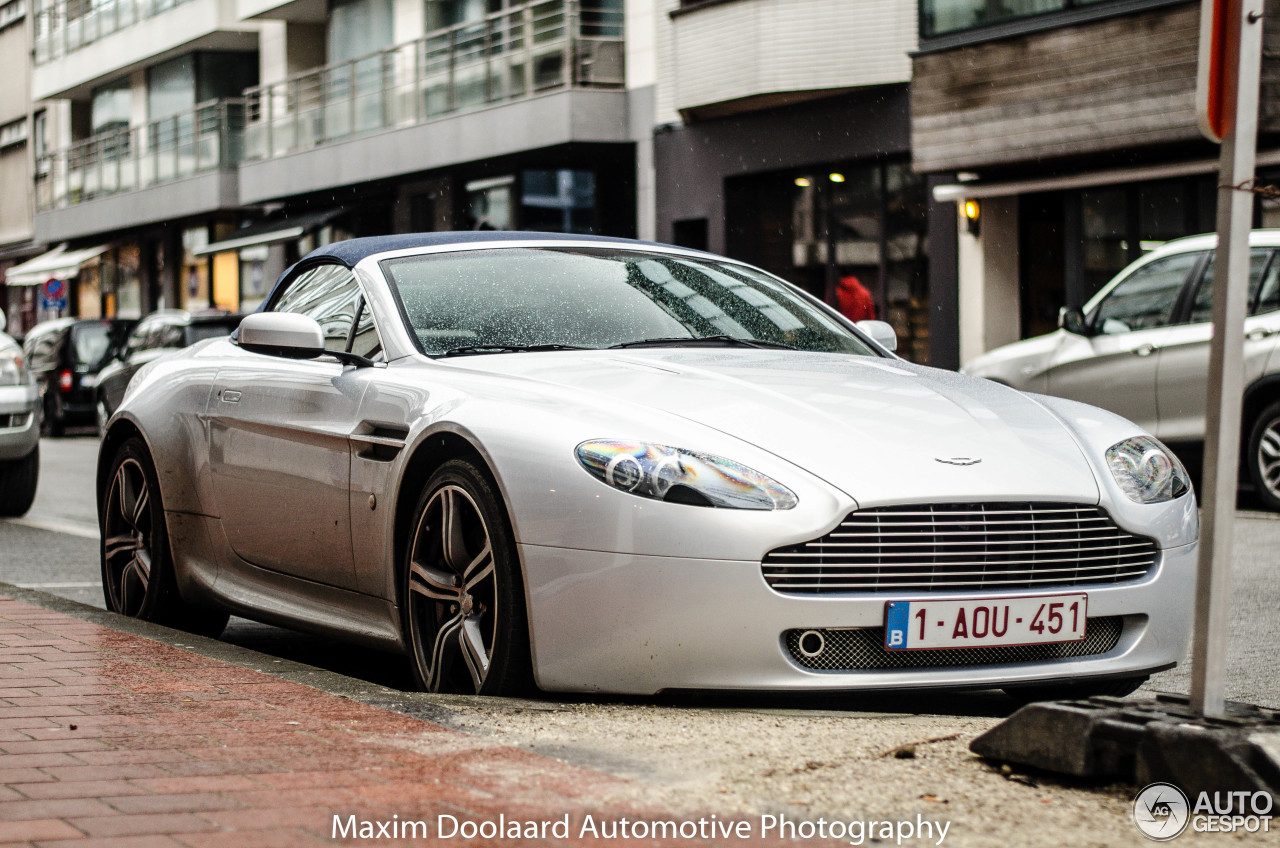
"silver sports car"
97,233,1198,699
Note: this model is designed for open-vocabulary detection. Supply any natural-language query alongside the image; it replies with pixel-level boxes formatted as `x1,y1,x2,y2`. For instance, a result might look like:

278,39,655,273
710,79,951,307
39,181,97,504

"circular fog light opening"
798,630,826,658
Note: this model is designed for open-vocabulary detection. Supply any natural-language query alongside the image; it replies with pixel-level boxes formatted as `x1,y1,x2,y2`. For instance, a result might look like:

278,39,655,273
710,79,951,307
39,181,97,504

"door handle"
1246,328,1277,342
1133,344,1158,357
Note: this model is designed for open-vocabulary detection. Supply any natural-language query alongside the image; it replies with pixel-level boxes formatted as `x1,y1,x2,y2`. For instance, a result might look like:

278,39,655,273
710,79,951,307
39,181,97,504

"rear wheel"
403,458,531,695
1004,675,1146,705
0,446,39,516
101,437,228,637
1247,401,1280,512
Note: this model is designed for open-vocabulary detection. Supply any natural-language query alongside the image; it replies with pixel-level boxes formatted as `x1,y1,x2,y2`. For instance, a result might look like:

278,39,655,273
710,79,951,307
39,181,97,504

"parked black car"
96,310,244,434
23,318,136,436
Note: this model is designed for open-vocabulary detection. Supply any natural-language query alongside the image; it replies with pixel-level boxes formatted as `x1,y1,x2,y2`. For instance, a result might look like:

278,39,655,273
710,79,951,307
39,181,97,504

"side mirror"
237,312,325,359
1058,307,1089,336
856,319,897,352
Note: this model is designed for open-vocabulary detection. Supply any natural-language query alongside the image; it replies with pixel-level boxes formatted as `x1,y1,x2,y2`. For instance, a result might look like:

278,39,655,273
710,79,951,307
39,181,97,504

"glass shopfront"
725,158,930,363
1018,175,1218,339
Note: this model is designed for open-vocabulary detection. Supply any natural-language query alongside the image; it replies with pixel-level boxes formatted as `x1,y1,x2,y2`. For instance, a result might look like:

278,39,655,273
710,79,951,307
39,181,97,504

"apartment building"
8,0,640,315
913,0,1280,369
652,0,943,364
0,0,39,334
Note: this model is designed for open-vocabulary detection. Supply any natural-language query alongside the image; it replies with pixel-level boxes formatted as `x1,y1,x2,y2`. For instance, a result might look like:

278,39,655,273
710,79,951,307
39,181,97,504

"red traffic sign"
42,278,64,299
1197,0,1255,142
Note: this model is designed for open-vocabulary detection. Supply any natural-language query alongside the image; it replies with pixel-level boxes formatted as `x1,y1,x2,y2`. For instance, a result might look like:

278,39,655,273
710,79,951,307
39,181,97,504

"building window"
0,0,25,29
0,118,27,149
922,0,1140,38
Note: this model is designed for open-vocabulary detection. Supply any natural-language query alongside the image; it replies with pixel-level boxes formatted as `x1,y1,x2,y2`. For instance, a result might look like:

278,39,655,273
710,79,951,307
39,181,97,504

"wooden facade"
911,1,1280,174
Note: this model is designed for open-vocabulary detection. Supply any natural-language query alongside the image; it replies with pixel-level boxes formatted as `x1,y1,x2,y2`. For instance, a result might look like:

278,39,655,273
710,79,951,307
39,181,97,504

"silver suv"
963,230,1280,511
0,329,40,515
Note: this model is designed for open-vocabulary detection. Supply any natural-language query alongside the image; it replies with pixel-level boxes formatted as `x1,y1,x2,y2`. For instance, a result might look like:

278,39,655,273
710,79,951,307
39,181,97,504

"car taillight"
59,370,73,391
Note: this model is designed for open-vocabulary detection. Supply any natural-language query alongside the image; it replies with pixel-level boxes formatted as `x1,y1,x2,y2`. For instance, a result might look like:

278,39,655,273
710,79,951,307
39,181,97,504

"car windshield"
69,323,114,368
382,248,878,357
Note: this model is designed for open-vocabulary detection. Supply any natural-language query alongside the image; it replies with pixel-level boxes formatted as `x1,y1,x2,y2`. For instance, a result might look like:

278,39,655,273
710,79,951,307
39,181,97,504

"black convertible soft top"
303,231,672,268
255,231,691,312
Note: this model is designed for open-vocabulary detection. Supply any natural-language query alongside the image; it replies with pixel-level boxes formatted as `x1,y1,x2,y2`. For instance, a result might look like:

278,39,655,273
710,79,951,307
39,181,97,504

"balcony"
34,100,245,241
33,0,197,64
238,0,628,203
665,0,915,119
31,0,256,100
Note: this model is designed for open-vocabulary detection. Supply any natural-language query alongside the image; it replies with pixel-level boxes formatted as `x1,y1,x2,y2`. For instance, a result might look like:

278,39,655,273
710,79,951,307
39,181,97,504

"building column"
926,173,959,370
956,194,1021,367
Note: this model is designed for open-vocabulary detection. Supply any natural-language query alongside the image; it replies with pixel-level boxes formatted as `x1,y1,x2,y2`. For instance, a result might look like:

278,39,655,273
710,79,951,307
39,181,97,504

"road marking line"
7,517,99,539
14,581,99,589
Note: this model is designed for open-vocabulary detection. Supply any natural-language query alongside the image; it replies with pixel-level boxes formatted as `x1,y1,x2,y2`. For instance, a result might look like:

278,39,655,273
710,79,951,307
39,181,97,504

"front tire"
101,437,228,637
403,458,531,695
1247,401,1280,512
0,446,39,516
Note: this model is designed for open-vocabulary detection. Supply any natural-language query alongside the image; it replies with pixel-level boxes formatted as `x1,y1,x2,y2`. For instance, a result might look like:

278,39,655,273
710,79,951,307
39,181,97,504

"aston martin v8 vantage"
97,233,1198,699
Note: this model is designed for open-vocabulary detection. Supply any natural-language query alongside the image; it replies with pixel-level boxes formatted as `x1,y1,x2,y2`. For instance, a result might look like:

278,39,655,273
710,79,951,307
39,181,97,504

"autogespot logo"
1133,783,1191,841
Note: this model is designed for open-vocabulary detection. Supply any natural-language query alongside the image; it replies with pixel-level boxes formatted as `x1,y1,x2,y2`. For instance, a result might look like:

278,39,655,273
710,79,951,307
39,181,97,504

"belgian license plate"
884,593,1087,650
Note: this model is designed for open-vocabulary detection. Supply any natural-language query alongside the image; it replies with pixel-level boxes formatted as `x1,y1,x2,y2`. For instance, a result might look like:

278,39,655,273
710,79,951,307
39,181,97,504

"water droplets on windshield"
381,247,878,357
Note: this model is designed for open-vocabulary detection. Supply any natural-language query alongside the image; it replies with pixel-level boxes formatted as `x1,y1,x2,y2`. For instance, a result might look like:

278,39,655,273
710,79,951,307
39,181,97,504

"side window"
1252,254,1279,316
347,300,383,360
271,264,362,353
124,323,151,356
1091,253,1200,334
157,323,185,349
1186,249,1274,324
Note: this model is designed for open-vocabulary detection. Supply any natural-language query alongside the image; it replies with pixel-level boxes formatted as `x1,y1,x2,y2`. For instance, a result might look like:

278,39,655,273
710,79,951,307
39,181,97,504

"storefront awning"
196,208,347,257
4,244,111,286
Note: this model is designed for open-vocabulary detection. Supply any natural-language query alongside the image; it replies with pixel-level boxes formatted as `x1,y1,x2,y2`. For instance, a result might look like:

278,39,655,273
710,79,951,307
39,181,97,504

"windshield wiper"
439,343,592,357
609,335,795,351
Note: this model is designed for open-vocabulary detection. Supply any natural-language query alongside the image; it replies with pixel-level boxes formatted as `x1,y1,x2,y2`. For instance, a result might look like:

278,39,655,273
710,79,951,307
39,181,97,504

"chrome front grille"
784,617,1125,671
763,503,1158,594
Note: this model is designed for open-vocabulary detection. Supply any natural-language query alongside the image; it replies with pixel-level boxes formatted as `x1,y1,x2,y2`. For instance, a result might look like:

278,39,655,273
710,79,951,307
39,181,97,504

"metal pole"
1190,0,1264,717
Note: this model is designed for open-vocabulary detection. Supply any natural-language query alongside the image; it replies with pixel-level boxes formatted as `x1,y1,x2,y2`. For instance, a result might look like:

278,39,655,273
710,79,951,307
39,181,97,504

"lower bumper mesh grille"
785,616,1125,671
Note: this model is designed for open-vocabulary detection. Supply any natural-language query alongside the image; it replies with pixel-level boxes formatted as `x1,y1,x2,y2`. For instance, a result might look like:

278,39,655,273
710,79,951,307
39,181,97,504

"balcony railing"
243,0,624,163
35,99,246,212
33,0,197,64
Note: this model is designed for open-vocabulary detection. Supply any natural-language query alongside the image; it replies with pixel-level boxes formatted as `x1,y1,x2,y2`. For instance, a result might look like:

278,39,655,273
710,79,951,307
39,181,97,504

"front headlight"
576,439,798,510
0,343,25,387
1106,436,1190,504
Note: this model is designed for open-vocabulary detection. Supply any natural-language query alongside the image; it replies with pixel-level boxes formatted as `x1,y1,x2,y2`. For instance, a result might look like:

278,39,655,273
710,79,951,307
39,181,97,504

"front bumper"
0,384,40,461
520,541,1196,695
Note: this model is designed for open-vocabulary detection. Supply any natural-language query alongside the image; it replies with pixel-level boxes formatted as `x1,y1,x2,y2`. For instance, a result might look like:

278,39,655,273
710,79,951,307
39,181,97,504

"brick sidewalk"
0,594,756,848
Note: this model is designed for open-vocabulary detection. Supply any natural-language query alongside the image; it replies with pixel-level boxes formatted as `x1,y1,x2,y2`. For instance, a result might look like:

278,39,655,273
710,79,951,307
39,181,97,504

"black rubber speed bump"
971,694,1280,799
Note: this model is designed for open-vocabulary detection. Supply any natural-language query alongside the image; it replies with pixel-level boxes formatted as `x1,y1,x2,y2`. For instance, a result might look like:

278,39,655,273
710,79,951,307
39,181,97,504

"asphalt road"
4,433,1280,707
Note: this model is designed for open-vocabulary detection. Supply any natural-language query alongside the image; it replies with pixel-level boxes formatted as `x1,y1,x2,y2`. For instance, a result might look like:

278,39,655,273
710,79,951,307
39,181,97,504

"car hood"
446,350,1103,506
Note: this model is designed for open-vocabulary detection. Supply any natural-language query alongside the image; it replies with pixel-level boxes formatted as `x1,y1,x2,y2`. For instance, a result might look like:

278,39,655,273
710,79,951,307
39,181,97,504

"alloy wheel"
103,457,154,616
407,484,498,693
1259,419,1280,501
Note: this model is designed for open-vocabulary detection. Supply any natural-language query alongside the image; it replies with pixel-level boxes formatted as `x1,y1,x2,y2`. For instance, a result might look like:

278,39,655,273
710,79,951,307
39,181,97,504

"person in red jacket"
836,274,876,322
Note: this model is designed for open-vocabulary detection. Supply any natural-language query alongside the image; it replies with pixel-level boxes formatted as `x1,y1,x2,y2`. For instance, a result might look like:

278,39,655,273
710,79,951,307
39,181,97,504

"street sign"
40,278,67,312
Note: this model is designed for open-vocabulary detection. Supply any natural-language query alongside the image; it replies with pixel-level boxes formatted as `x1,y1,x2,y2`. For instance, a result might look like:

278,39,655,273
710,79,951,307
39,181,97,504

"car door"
207,262,371,590
1045,251,1200,433
1155,248,1277,442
